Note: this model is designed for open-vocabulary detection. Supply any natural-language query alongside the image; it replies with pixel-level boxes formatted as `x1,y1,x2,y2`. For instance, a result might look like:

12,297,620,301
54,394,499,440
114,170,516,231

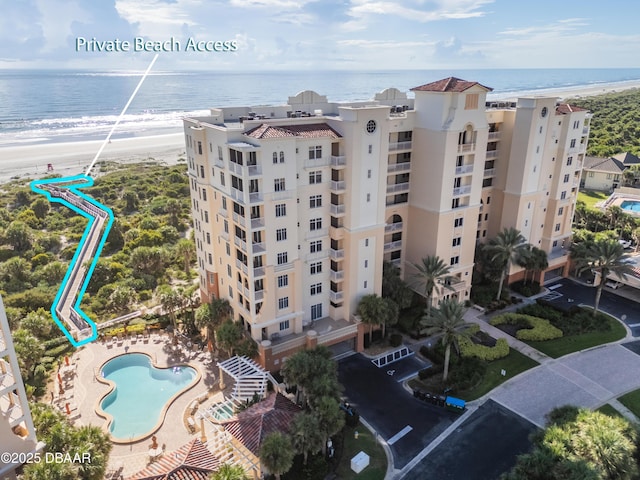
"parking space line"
547,284,563,290
387,425,413,445
628,323,640,328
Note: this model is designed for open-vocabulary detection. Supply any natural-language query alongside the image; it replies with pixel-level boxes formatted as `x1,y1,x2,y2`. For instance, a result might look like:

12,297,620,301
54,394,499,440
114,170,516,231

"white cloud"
115,0,200,37
347,0,493,23
229,0,314,9
499,18,589,37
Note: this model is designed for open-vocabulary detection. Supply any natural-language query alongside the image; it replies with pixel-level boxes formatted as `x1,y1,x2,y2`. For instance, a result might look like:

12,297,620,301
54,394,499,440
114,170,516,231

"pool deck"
62,332,228,479
598,189,640,213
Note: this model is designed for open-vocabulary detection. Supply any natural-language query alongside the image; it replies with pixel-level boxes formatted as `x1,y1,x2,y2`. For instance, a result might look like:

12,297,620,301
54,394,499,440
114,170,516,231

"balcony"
247,165,262,177
330,180,346,192
386,182,410,194
390,258,402,268
275,262,294,272
453,185,472,196
330,248,345,259
445,280,467,293
488,131,501,141
250,217,265,229
234,236,248,251
384,222,403,233
253,266,265,278
215,157,225,168
486,150,499,160
218,231,230,242
252,242,266,254
307,249,329,261
232,211,246,227
305,157,331,169
389,141,412,151
330,204,346,216
331,155,347,167
386,196,408,206
384,240,402,252
455,164,474,175
306,227,328,240
237,282,250,298
229,162,243,176
235,259,248,275
267,190,293,201
255,290,264,302
218,207,229,219
457,143,475,153
582,126,589,135
230,188,243,202
387,162,411,173
330,270,344,282
249,192,264,203
330,291,344,302
483,168,495,177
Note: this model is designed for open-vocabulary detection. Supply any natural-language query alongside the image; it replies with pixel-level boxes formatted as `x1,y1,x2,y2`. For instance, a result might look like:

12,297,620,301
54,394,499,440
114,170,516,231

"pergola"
217,356,268,401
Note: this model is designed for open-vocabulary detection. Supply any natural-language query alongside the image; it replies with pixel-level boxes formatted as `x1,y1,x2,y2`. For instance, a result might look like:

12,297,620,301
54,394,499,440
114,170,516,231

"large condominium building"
0,296,41,480
184,77,590,370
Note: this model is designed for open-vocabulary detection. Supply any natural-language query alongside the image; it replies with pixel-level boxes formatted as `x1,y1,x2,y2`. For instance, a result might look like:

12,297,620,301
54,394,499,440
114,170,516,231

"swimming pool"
98,353,198,441
621,200,640,213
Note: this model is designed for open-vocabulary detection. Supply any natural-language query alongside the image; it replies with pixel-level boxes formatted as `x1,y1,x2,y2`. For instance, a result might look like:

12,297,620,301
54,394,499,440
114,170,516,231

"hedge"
459,336,510,361
490,313,563,341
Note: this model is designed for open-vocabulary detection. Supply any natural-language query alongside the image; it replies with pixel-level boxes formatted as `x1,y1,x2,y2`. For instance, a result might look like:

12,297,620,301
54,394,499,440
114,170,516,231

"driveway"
338,354,458,469
543,279,640,336
401,400,538,480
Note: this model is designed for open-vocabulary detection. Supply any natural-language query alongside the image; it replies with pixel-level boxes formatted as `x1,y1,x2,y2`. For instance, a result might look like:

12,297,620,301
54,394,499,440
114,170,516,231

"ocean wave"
73,71,196,77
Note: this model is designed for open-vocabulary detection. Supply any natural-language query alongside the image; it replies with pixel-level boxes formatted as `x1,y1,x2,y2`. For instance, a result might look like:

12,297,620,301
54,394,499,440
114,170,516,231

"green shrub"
459,336,509,361
447,357,486,390
509,280,541,297
490,313,563,341
518,303,563,323
389,333,403,347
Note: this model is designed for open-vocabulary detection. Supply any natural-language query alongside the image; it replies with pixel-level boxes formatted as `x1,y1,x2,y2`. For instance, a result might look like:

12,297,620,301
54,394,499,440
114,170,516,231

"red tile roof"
245,123,341,140
222,393,302,455
411,77,492,93
128,439,220,480
556,103,588,114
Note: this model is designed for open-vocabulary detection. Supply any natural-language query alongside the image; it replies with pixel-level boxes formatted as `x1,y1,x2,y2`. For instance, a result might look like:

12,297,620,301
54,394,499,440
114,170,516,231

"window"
231,175,243,191
606,173,613,180
561,191,567,200
309,170,322,184
227,265,232,277
310,283,322,295
279,320,290,330
558,207,564,216
464,93,479,110
279,151,285,163
563,174,570,183
275,203,286,217
365,239,369,247
310,218,322,230
452,237,461,247
364,259,368,268
278,297,289,310
273,152,278,164
218,146,223,161
206,232,211,244
450,256,459,265
208,253,212,264
454,218,464,228
310,261,322,274
278,274,288,288
200,165,205,178
367,169,371,178
368,145,372,154
310,195,322,208
226,243,230,255
566,157,573,166
588,172,594,178
204,211,209,223
274,178,285,191
202,189,207,201
310,240,322,253
487,196,491,204
219,172,225,186
452,198,460,209
573,120,580,129
311,303,323,320
276,228,287,241
277,252,288,265
309,146,322,159
555,223,561,232
570,139,577,148
366,193,371,202
197,141,202,155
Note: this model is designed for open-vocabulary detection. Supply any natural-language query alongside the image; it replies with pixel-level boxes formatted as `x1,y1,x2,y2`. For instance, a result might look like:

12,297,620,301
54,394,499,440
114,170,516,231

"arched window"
273,152,278,164
279,151,285,163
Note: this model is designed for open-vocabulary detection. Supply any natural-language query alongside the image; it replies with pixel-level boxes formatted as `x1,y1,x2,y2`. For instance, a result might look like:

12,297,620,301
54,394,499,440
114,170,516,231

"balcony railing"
330,204,345,215
229,162,243,176
386,182,410,194
234,236,247,251
305,157,331,169
483,168,495,177
387,162,411,173
384,240,402,251
582,126,589,135
230,188,243,202
389,141,412,151
215,158,225,168
318,323,358,345
390,258,402,267
307,249,329,261
384,222,403,233
330,291,344,302
267,190,293,201
453,185,472,196
218,231,230,242
331,155,347,167
253,266,265,278
235,259,248,275
271,335,307,355
252,242,266,254
251,217,265,229
330,270,344,282
306,228,328,239
275,262,294,272
249,192,264,203
248,165,262,176
486,150,499,160
330,180,346,192
218,207,229,219
232,212,246,227
488,131,501,141
446,280,467,293
455,164,474,175
457,143,475,153
255,290,264,302
330,248,345,259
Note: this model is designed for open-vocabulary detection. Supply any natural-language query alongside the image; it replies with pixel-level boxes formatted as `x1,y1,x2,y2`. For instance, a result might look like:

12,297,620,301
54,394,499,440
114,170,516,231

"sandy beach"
2,78,640,185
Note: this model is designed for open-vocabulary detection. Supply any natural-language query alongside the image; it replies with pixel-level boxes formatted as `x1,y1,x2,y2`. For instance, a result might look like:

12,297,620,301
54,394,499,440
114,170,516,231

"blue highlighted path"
30,174,114,347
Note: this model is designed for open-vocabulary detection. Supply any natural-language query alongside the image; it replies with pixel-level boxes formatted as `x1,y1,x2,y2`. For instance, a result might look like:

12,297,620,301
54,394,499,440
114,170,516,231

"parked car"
605,280,621,289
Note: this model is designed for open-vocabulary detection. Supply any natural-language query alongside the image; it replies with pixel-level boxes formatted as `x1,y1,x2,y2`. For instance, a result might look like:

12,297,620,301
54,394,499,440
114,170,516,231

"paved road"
338,354,458,469
401,400,537,480
544,279,640,336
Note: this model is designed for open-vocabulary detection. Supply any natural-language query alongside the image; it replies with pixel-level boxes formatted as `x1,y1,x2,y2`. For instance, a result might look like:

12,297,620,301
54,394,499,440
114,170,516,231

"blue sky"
1,0,639,70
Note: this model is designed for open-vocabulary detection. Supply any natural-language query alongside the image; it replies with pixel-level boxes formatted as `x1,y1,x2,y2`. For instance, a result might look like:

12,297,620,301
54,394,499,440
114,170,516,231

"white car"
619,239,632,249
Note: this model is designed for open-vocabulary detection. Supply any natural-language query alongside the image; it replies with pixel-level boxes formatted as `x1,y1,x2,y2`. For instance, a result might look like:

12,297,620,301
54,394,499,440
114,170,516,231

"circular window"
541,107,548,118
366,120,377,134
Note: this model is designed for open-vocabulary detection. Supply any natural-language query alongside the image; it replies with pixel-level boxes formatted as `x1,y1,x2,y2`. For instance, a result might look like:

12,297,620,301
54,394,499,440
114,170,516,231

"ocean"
1,68,640,147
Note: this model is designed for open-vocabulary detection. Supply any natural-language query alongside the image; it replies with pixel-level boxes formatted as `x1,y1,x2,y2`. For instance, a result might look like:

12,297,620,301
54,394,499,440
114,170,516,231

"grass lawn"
618,389,640,419
596,403,625,419
334,422,387,480
524,315,626,358
577,190,609,209
459,350,539,401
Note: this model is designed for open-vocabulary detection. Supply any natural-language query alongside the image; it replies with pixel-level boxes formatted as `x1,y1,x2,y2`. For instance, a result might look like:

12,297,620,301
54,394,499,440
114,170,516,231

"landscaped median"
489,301,627,358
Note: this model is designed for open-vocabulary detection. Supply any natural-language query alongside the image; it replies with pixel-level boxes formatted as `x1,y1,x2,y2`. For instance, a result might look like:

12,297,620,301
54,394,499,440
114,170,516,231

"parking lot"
338,353,458,469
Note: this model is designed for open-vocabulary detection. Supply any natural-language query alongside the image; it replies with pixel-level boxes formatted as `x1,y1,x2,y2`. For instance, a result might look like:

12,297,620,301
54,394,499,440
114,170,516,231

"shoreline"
2,78,640,185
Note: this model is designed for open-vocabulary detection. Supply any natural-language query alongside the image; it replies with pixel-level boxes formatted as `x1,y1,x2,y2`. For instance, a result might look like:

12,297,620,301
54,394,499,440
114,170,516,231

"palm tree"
530,247,549,285
195,297,232,358
420,298,472,382
412,255,454,318
290,413,324,464
209,464,250,480
356,294,386,343
487,227,527,300
259,432,294,480
175,238,195,276
573,239,633,316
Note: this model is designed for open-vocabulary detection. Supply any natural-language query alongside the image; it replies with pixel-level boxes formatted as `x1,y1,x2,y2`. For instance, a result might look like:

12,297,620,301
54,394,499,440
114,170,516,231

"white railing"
453,185,472,196
233,235,247,251
388,162,411,173
307,249,329,261
318,323,358,345
384,240,402,251
230,188,243,202
331,155,346,166
218,207,229,219
330,180,346,191
488,131,501,141
386,182,410,194
389,141,412,151
304,157,331,168
251,217,265,229
271,336,307,355
219,231,229,242
330,270,344,281
252,242,266,254
249,192,264,203
253,266,265,277
385,222,403,233
267,190,293,201
215,158,225,168
232,212,246,227
235,259,248,275
330,248,345,259
455,164,474,175
275,262,294,272
247,165,262,176
330,204,345,215
582,126,589,135
255,290,264,302
483,168,495,177
330,291,344,302
390,258,402,267
486,150,499,160
457,143,475,153
306,228,328,239
229,162,243,176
